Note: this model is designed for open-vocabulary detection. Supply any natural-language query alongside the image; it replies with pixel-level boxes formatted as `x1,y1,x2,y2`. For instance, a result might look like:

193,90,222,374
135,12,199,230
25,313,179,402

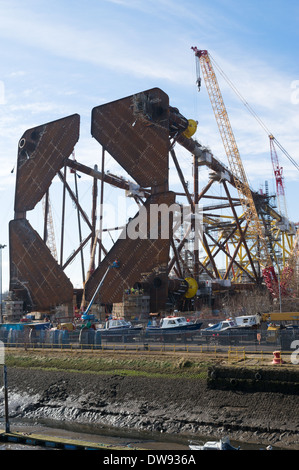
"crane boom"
269,135,288,218
81,259,120,319
191,47,278,295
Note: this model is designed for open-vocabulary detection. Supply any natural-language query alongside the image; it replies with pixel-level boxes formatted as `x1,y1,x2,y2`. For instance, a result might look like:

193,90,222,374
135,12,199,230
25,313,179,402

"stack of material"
113,294,150,321
3,300,23,322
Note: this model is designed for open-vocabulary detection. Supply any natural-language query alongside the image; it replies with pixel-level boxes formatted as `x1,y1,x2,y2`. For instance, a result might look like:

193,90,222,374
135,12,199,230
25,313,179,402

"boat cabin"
160,316,189,328
104,319,131,330
204,319,236,331
235,315,260,327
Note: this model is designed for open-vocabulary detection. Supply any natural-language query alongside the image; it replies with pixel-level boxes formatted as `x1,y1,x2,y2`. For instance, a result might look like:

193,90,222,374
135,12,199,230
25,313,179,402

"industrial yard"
1,0,299,454
4,51,299,331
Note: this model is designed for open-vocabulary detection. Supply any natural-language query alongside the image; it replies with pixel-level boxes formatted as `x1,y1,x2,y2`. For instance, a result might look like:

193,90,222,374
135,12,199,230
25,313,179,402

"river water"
0,417,281,451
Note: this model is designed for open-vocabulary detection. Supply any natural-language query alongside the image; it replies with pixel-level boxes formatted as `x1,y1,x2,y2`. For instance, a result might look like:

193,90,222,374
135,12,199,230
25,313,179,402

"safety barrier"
226,346,292,365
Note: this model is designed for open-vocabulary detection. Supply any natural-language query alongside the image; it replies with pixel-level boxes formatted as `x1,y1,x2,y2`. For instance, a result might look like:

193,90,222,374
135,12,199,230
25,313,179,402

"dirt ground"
3,364,299,450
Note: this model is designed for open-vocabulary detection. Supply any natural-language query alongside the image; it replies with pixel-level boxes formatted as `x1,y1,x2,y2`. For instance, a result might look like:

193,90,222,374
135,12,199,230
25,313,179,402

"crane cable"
208,53,299,172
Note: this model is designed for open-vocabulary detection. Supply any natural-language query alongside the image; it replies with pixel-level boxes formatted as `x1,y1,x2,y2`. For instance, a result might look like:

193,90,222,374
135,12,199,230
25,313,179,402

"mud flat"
2,359,299,450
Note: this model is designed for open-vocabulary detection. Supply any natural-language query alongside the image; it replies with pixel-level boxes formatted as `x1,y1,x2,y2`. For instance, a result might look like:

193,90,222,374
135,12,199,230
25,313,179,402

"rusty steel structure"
10,114,80,311
9,88,297,315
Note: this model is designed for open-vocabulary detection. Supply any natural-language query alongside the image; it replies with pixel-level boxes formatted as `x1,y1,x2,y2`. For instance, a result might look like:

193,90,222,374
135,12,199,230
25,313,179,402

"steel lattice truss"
9,88,297,313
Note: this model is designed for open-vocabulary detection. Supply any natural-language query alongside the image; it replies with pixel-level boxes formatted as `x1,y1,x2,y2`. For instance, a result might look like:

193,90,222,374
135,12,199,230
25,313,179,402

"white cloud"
0,1,193,86
8,102,67,115
7,71,27,78
0,0,298,272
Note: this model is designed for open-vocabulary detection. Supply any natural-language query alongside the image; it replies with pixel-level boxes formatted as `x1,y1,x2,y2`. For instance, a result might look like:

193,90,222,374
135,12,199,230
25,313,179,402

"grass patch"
4,350,211,380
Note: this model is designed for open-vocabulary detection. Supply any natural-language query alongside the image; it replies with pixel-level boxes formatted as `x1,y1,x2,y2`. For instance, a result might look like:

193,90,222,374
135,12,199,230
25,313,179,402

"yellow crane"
280,226,299,296
191,47,278,296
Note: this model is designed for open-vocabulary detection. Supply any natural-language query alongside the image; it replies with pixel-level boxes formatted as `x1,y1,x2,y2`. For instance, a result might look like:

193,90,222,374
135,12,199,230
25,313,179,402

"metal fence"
0,325,298,354
200,327,299,351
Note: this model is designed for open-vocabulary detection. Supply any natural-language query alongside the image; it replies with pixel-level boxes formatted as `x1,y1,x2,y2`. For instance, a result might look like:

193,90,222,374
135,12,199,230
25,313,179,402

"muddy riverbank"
2,366,299,450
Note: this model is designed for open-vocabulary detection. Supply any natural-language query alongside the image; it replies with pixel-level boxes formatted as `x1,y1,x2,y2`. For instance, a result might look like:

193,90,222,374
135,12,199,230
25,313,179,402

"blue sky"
0,0,298,292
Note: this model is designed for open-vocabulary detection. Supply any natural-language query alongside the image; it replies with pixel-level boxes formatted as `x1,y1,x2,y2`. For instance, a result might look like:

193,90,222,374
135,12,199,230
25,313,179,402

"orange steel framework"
191,47,298,298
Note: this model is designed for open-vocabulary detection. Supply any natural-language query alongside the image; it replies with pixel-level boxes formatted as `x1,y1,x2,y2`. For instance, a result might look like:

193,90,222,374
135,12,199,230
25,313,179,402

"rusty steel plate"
9,219,73,311
14,114,80,213
91,88,169,189
85,191,176,311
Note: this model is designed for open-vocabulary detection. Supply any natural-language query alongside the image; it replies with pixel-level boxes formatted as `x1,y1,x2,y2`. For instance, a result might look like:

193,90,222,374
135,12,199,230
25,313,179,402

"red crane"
269,135,288,218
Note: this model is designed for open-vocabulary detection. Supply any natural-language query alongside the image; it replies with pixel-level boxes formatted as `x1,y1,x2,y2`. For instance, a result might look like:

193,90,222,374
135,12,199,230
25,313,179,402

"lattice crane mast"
191,47,278,296
42,191,58,261
280,227,299,297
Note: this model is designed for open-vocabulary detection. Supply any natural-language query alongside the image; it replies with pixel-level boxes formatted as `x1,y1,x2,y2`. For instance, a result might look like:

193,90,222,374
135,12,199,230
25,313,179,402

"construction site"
5,48,299,326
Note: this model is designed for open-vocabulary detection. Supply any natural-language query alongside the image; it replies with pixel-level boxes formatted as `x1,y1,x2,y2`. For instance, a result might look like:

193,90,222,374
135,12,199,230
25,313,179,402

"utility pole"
3,364,10,433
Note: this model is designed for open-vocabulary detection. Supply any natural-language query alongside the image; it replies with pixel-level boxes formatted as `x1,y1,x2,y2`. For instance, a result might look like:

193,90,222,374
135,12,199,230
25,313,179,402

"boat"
145,315,202,341
201,319,255,344
97,318,142,342
189,436,240,450
202,317,260,334
202,318,237,332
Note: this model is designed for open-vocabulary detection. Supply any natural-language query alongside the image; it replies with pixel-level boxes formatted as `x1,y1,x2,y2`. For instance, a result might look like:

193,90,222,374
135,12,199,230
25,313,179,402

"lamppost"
0,244,6,323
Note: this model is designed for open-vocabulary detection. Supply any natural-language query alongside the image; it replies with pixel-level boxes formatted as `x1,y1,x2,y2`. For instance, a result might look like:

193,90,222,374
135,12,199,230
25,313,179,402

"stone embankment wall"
208,366,299,394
